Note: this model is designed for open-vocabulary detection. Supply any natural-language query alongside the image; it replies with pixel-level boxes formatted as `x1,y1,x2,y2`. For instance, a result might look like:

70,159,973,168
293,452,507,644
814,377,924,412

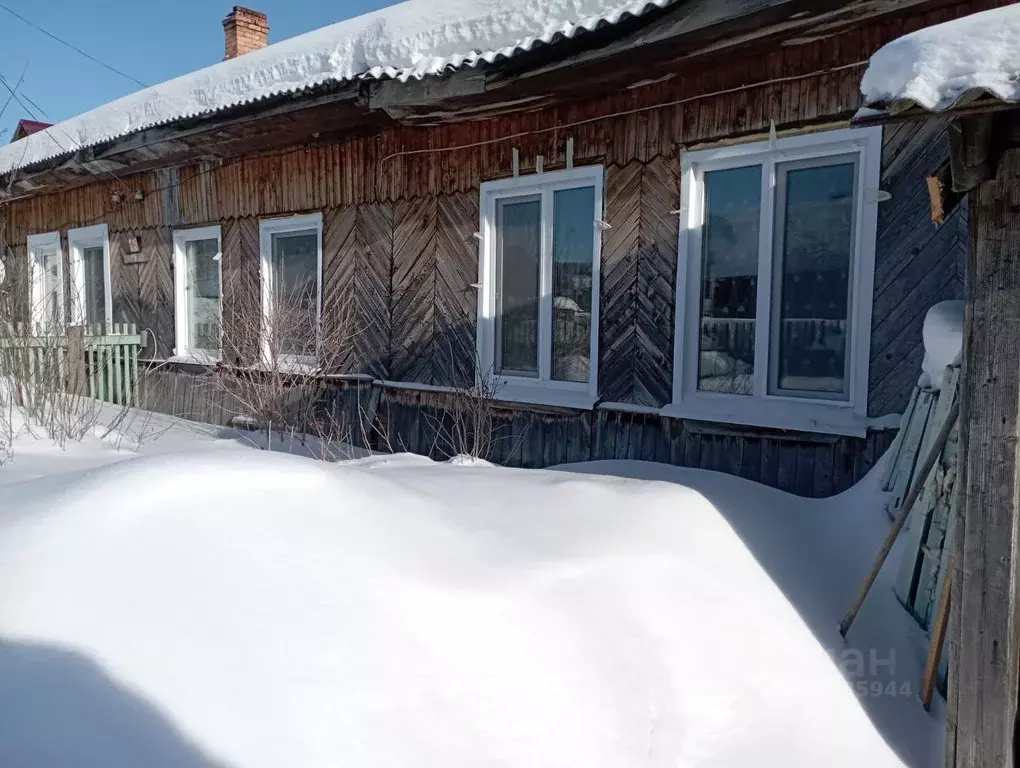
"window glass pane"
495,197,541,377
271,230,318,358
552,187,594,383
82,245,106,329
697,166,761,395
33,247,61,332
185,238,220,353
772,160,856,399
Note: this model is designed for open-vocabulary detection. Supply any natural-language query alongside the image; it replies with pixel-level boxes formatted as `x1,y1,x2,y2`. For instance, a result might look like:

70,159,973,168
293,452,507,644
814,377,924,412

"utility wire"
0,2,147,88
0,74,40,123
0,72,132,195
0,62,28,128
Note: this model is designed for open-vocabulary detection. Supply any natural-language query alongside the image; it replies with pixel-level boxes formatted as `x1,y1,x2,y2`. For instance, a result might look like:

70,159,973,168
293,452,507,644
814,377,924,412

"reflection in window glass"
697,166,761,395
772,161,856,399
82,246,107,329
32,246,61,333
271,231,318,358
552,187,594,383
495,197,541,377
185,238,220,354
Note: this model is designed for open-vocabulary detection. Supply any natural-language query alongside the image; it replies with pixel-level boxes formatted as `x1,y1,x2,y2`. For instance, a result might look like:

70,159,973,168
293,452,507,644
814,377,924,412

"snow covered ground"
0,409,942,767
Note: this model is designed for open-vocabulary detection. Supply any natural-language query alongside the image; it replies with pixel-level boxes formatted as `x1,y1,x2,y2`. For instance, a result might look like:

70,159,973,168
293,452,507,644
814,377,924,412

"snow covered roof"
860,5,1020,114
0,0,671,178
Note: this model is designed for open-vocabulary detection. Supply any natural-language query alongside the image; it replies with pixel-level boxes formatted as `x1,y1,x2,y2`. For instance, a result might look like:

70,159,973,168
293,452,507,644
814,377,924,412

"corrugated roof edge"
856,86,1020,122
0,0,671,179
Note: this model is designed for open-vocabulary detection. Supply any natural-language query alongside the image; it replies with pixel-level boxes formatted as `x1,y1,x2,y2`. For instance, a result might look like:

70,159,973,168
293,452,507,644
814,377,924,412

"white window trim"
259,213,323,367
26,231,64,332
67,223,113,331
667,126,882,437
477,165,603,410
173,225,223,362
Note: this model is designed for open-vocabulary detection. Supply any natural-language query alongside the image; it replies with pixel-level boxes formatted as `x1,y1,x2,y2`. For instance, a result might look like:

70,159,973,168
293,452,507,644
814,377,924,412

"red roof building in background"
10,119,52,143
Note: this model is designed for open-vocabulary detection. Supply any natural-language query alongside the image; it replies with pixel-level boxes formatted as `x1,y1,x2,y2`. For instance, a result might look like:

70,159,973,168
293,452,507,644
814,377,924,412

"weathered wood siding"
139,364,893,498
870,119,967,417
601,155,680,406
0,3,991,494
947,145,1020,768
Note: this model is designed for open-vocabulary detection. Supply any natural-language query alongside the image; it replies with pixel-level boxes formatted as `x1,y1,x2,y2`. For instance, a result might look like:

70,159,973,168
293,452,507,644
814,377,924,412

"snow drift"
0,442,924,768
861,5,1020,111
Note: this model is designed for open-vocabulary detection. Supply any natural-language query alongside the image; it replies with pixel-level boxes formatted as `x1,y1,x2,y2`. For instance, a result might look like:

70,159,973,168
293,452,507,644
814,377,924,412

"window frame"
26,231,64,333
259,213,323,367
477,165,603,409
173,225,223,362
67,223,113,332
669,127,882,436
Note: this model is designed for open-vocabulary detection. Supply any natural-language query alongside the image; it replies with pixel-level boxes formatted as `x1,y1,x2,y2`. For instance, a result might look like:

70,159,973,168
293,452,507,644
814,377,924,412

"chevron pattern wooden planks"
138,228,175,358
392,196,437,384
0,243,29,325
436,192,478,388
392,193,477,387
221,216,260,366
109,233,141,338
322,202,393,377
600,156,680,407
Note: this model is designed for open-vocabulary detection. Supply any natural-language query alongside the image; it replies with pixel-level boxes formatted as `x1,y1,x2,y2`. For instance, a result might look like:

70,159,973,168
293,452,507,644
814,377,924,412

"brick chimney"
223,6,269,59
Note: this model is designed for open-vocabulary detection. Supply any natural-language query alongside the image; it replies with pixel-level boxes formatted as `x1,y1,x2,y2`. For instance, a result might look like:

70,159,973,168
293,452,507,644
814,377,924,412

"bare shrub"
0,241,111,448
101,386,180,451
0,318,105,449
424,364,528,463
0,377,13,465
205,246,363,460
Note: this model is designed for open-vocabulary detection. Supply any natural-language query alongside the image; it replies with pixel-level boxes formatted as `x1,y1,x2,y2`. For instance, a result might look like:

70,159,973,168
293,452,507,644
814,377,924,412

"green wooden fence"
0,323,147,406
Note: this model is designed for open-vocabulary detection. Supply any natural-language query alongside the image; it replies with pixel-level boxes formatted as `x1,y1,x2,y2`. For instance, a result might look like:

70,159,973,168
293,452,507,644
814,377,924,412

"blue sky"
0,0,398,141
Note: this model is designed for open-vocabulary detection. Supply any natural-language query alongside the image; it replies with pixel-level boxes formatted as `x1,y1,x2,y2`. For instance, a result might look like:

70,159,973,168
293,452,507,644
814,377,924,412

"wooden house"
0,0,1009,495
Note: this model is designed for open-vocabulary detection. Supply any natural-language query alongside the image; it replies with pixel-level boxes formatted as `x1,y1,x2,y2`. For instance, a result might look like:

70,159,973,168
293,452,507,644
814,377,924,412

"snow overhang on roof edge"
856,6,1020,121
0,0,673,179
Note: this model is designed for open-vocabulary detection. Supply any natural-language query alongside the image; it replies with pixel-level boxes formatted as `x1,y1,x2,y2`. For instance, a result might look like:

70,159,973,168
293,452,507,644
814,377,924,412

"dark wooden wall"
140,364,894,498
870,119,967,417
0,3,988,494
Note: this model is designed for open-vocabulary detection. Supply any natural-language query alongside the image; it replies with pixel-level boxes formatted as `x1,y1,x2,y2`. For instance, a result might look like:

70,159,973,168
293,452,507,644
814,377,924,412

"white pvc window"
259,213,322,366
26,232,63,334
477,165,603,409
670,127,882,436
173,226,222,360
68,224,112,332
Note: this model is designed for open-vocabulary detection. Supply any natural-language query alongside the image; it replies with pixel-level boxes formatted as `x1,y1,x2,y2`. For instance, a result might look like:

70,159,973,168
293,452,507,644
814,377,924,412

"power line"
0,2,147,89
17,89,46,120
0,72,130,195
0,74,41,125
0,62,28,128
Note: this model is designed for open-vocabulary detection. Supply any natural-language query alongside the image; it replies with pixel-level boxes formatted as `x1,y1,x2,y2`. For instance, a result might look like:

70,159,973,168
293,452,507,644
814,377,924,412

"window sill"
496,383,597,411
166,354,220,366
660,398,871,438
